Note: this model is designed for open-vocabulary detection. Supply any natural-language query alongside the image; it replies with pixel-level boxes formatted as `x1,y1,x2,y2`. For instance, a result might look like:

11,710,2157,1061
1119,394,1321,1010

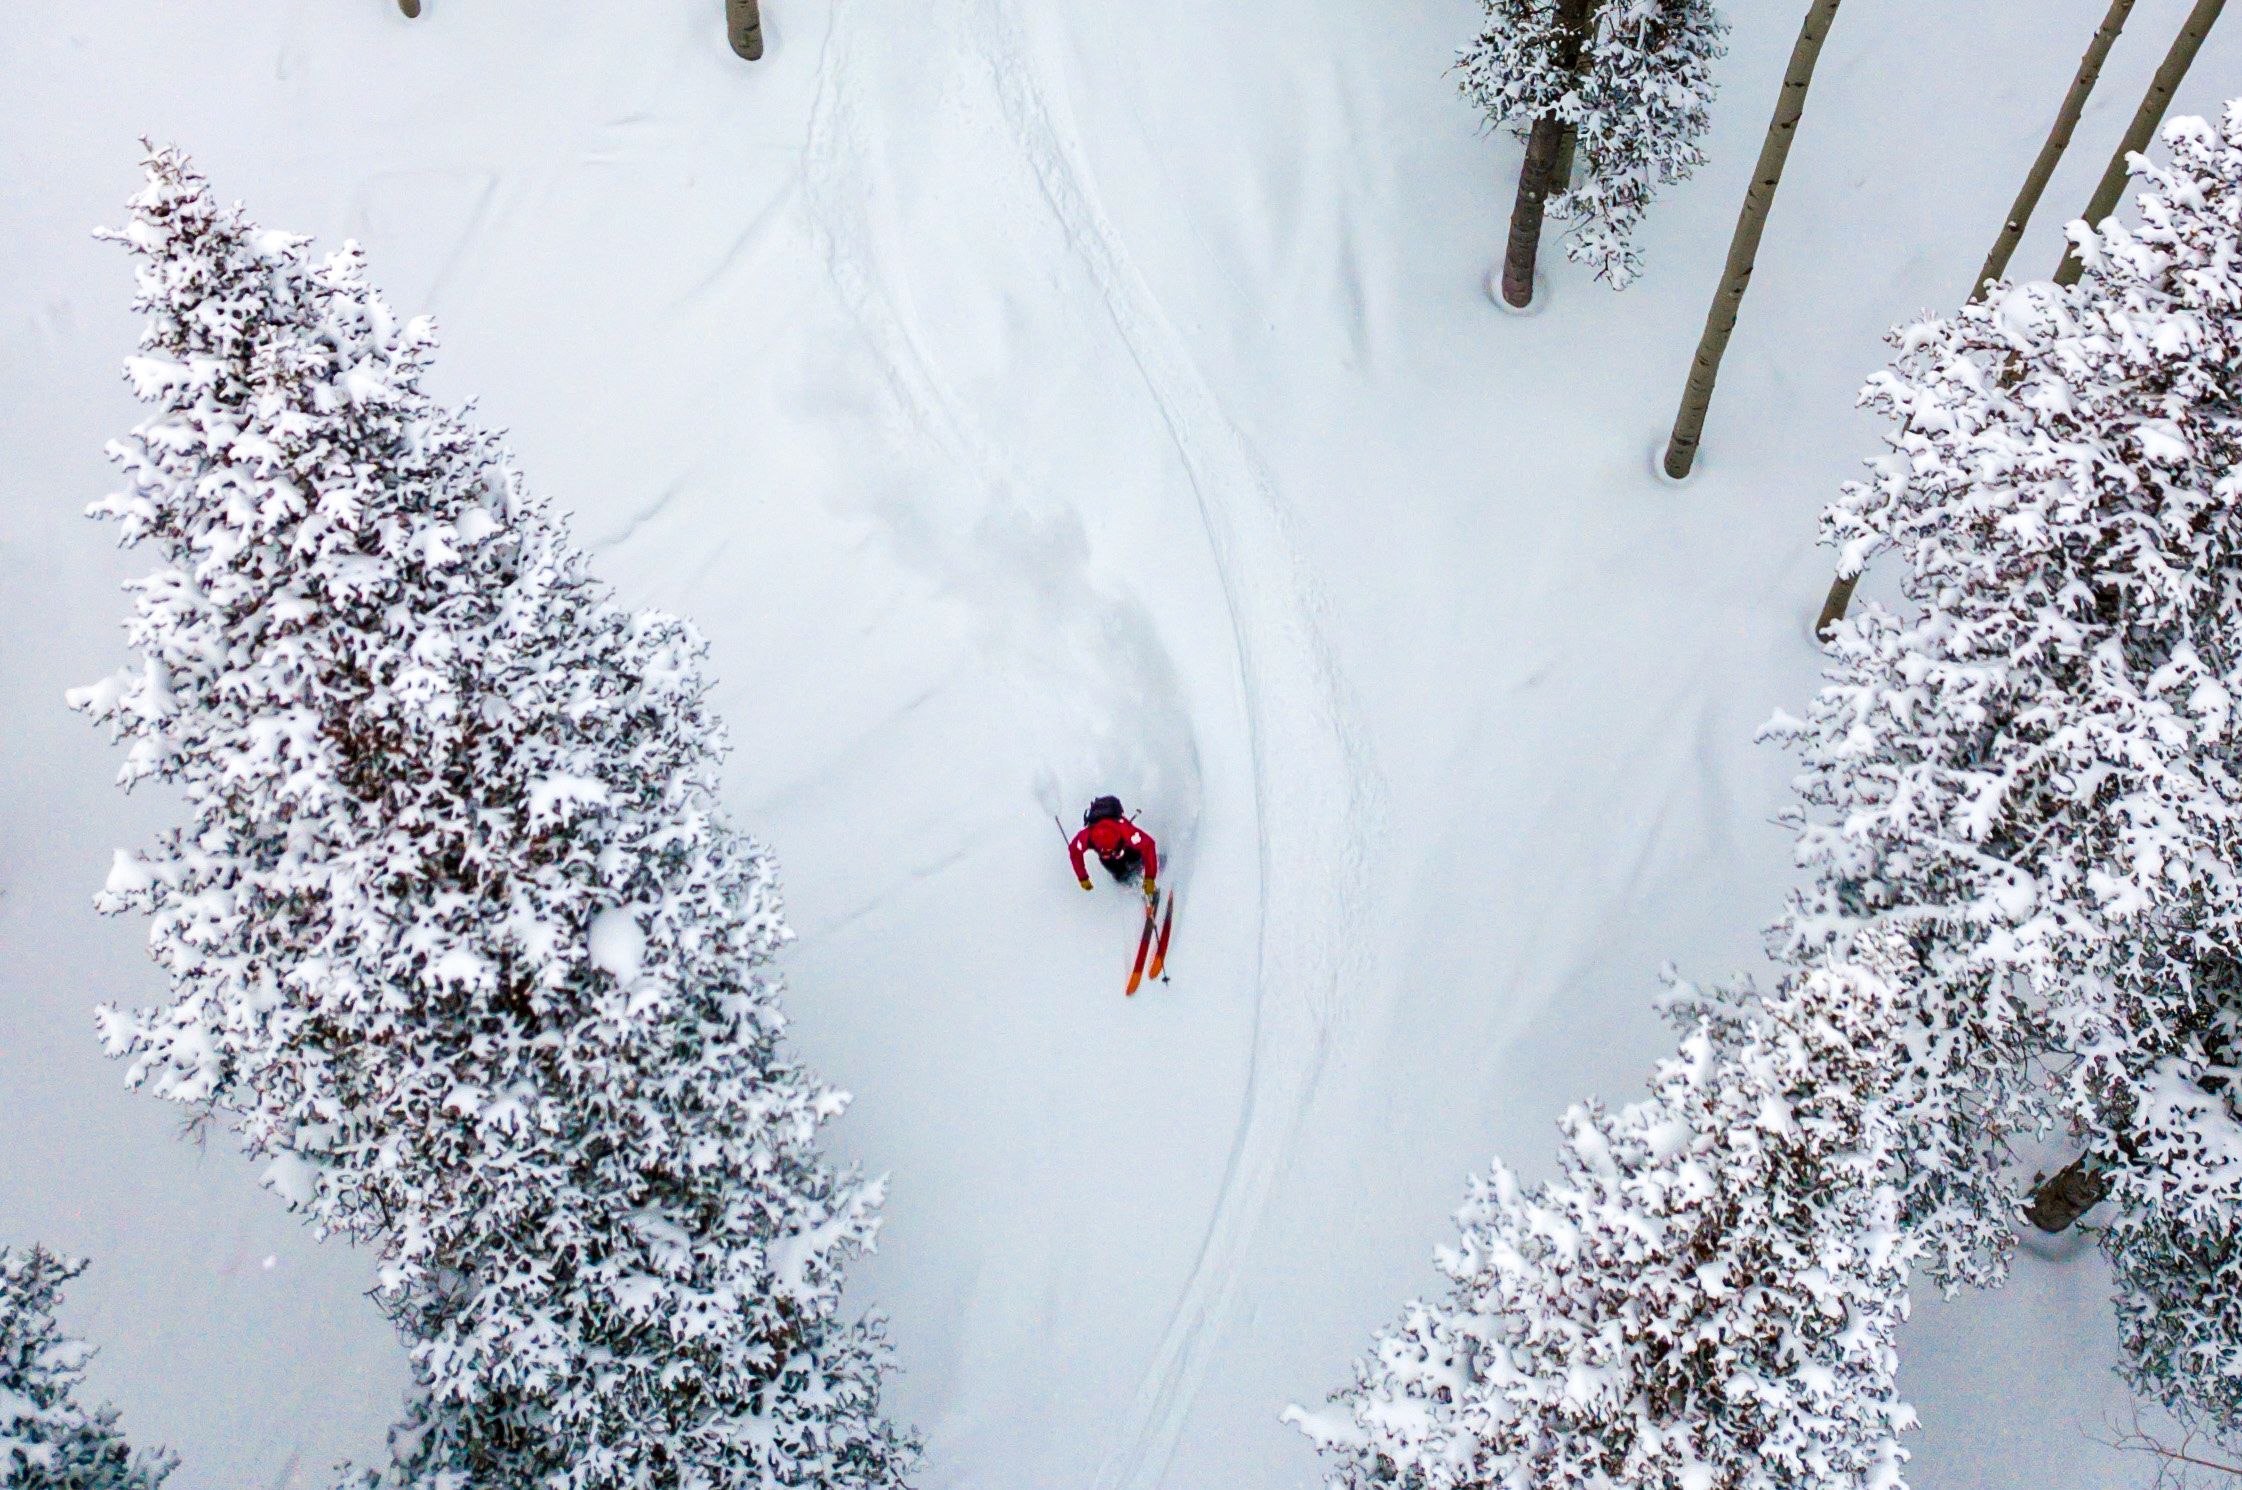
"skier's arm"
1068,829,1094,887
1134,828,1158,887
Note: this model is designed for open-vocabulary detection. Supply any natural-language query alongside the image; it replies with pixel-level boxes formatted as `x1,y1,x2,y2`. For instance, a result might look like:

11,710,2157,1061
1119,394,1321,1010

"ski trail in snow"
954,9,1376,1487
800,0,1204,853
804,3,1372,1482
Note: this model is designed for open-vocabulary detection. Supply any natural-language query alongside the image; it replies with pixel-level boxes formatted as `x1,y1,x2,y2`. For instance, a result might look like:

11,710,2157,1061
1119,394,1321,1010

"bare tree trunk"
1662,0,1843,481
1551,22,1601,196
2055,0,2225,286
1500,0,1597,309
1816,0,2135,635
727,0,766,60
1977,0,2136,295
2025,1154,2110,1233
1813,571,1857,638
1503,118,1572,306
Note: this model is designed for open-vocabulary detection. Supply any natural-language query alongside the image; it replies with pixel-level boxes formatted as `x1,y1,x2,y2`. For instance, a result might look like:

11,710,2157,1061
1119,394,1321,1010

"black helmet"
1084,795,1125,826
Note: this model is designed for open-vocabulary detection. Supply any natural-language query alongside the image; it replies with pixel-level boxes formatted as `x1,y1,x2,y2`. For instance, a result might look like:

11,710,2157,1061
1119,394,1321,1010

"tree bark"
2025,1153,2110,1233
1976,0,2135,296
1813,570,1857,638
1662,0,1843,481
727,0,766,60
2054,0,2224,286
1499,0,1597,309
1817,0,2135,634
1550,29,1599,196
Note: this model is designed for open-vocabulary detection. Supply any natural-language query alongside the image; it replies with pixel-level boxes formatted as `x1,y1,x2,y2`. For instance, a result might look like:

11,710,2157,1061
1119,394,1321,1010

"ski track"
800,0,1204,862
996,73,1373,1490
803,1,1376,1484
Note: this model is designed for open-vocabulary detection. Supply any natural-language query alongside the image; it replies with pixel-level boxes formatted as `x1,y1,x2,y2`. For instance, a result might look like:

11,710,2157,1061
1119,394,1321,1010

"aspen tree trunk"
1499,0,1597,308
1977,0,2135,294
1548,46,1596,196
1550,19,1603,195
1662,0,1843,481
1812,571,1857,638
2054,0,2224,285
2025,1154,2109,1233
727,0,766,60
1818,0,2137,636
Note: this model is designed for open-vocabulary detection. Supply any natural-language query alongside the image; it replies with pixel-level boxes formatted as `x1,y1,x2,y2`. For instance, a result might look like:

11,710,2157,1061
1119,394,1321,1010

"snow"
587,906,650,984
259,1155,319,1212
100,853,152,899
4,1,2236,1488
525,773,611,826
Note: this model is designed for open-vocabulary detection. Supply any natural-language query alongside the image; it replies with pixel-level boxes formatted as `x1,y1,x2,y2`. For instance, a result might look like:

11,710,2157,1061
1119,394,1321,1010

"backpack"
1083,795,1125,827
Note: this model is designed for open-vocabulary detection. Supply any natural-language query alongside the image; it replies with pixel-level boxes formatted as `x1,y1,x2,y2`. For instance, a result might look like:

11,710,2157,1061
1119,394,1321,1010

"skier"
1068,796,1158,901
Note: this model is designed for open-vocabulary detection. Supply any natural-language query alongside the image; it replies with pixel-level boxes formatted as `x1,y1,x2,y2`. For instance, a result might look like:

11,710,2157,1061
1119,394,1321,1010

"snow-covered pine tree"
1287,945,1918,1490
1560,0,1726,289
1,1247,175,1490
1460,0,1725,298
72,148,915,1490
1782,105,2242,1424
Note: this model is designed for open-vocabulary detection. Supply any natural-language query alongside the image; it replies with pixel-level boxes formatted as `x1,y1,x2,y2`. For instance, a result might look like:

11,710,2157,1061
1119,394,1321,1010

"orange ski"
1147,896,1176,981
1125,892,1160,996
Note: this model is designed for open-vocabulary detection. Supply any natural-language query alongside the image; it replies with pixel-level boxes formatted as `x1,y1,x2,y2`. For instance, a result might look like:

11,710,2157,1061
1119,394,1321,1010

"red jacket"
1070,818,1157,883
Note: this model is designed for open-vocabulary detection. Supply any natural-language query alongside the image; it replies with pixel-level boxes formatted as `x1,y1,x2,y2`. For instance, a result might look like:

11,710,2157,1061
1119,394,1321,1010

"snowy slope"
3,2,2235,1487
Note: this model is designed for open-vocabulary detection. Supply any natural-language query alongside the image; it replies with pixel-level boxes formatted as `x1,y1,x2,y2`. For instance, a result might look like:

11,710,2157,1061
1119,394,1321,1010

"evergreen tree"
1461,0,1725,300
1782,106,2242,1424
72,149,915,1490
1288,946,1918,1490
0,1247,175,1490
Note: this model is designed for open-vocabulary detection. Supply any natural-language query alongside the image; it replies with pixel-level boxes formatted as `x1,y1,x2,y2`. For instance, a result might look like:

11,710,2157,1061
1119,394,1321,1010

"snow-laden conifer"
1784,105,2242,1420
2098,966,2242,1438
1460,0,1725,289
1,1247,175,1490
1288,946,1918,1490
72,148,914,1490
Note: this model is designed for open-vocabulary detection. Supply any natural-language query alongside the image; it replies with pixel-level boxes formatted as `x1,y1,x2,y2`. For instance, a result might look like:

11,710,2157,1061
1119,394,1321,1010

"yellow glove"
1143,878,1158,900
1079,877,1094,891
